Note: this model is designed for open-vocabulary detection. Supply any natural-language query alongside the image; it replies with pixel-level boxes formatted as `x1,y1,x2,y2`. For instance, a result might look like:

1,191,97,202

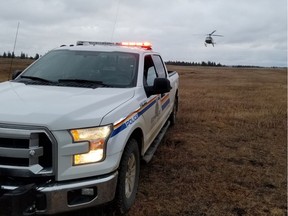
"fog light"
81,188,95,196
67,187,97,206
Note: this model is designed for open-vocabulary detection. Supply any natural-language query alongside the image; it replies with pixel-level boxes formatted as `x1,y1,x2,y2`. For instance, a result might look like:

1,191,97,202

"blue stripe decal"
162,99,170,110
138,99,157,116
111,98,157,137
111,123,127,137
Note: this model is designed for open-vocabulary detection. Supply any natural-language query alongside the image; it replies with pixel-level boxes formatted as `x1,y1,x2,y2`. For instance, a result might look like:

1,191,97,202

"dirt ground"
0,58,287,215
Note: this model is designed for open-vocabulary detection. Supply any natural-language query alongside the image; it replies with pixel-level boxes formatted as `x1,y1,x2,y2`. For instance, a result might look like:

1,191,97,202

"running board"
143,121,170,163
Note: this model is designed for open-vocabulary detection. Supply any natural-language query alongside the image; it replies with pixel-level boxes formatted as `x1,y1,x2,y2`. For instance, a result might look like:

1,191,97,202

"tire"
169,95,178,126
115,138,140,215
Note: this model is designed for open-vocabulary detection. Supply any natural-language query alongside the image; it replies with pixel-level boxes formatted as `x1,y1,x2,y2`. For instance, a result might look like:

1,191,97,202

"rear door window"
143,55,157,86
152,55,167,78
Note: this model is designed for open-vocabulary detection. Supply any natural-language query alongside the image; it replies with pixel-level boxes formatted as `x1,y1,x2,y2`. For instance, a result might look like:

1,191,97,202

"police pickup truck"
0,41,179,215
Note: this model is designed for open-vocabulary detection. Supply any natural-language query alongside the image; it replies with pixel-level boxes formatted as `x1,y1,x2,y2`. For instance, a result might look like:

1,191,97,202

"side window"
147,67,157,86
144,55,158,86
152,55,167,78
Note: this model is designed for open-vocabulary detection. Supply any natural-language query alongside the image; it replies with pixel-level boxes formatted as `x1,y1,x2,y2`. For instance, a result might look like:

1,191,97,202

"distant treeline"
0,53,277,68
165,61,273,68
0,52,40,60
166,60,223,67
230,65,264,68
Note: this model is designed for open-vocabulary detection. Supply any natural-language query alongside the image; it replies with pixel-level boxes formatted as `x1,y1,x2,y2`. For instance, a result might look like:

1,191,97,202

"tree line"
1,53,268,68
166,60,223,67
165,61,269,68
0,51,40,60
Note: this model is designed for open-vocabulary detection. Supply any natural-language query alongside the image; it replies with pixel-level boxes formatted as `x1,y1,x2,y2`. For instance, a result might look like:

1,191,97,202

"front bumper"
0,171,118,215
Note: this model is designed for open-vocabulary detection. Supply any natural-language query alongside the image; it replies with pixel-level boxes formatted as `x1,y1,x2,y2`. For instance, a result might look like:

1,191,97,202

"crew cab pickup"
0,41,179,215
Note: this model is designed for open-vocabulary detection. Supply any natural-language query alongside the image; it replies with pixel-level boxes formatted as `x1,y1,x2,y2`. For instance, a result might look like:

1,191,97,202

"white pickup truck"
0,41,179,215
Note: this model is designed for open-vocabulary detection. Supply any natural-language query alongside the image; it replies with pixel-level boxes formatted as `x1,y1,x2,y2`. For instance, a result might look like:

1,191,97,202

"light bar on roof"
76,41,114,46
76,41,152,49
120,42,152,49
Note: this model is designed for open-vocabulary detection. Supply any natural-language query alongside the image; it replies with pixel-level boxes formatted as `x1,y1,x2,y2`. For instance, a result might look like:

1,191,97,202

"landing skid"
205,43,215,47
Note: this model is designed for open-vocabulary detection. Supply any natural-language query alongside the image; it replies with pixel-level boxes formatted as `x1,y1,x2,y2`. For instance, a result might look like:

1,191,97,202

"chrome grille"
0,125,54,177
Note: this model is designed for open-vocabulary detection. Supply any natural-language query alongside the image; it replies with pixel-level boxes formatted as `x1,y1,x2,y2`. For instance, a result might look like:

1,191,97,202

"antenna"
110,0,120,42
8,22,20,80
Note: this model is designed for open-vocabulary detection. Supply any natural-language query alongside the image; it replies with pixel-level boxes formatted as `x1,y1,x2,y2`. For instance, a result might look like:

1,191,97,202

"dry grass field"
0,58,34,81
128,65,287,216
0,58,287,216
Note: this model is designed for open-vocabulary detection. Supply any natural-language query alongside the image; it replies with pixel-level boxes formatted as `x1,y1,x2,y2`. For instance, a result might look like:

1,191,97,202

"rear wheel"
115,138,140,215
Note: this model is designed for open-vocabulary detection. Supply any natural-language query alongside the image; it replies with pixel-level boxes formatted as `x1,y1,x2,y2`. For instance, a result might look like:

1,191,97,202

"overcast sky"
0,0,287,67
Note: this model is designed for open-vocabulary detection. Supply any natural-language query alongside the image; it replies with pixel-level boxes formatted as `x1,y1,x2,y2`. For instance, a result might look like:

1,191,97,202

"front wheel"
115,138,140,215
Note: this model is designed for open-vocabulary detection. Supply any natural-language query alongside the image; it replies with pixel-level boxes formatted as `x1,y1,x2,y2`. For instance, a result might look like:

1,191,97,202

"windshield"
17,50,139,88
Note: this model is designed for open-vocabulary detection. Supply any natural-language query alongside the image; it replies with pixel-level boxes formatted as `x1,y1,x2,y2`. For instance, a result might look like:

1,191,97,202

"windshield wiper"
20,75,54,83
58,79,112,88
58,79,103,84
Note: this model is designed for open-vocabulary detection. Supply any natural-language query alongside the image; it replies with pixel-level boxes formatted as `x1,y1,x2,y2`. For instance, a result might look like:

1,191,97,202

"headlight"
70,125,112,165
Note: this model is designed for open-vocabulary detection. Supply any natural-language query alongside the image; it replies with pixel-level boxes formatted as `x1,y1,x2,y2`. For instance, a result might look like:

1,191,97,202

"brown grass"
0,59,287,216
0,58,33,81
129,66,287,216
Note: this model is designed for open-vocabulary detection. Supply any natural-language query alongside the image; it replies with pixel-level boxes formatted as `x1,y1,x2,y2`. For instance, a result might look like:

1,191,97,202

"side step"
143,121,170,163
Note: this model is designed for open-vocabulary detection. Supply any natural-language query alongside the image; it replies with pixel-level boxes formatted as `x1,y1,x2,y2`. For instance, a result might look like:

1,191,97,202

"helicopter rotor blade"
210,30,216,35
213,34,224,37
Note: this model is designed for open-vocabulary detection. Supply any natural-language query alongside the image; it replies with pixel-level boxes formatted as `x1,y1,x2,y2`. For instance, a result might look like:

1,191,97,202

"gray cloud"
0,0,286,66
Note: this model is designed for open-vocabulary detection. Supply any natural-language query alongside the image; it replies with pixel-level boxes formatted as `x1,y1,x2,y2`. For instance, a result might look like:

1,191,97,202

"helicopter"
205,30,223,47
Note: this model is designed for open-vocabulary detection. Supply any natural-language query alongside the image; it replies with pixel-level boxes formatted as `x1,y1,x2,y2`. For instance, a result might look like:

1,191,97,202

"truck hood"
0,82,134,130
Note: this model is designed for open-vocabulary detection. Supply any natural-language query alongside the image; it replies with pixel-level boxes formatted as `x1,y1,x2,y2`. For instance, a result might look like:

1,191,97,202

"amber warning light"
76,41,152,50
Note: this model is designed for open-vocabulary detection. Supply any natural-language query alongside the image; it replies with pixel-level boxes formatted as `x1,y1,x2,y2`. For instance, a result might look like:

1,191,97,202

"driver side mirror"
145,78,172,97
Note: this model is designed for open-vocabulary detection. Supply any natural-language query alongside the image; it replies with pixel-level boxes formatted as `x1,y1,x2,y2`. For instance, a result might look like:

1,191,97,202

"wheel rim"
125,154,136,198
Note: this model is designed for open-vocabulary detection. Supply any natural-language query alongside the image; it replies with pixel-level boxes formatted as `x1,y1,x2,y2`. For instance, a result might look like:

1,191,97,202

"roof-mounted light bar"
120,42,152,50
76,41,152,50
76,41,115,46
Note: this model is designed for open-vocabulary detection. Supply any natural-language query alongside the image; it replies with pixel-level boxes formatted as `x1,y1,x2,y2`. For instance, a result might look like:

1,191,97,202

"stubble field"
0,58,287,216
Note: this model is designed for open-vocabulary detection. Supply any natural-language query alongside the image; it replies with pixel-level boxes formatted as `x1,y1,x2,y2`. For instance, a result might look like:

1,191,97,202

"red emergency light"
120,42,152,50
76,41,152,50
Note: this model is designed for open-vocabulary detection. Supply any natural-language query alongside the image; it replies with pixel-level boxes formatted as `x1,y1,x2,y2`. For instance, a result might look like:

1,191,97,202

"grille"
0,126,54,177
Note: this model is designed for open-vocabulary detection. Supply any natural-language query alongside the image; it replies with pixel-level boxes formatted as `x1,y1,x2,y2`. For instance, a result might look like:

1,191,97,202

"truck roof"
55,41,156,55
